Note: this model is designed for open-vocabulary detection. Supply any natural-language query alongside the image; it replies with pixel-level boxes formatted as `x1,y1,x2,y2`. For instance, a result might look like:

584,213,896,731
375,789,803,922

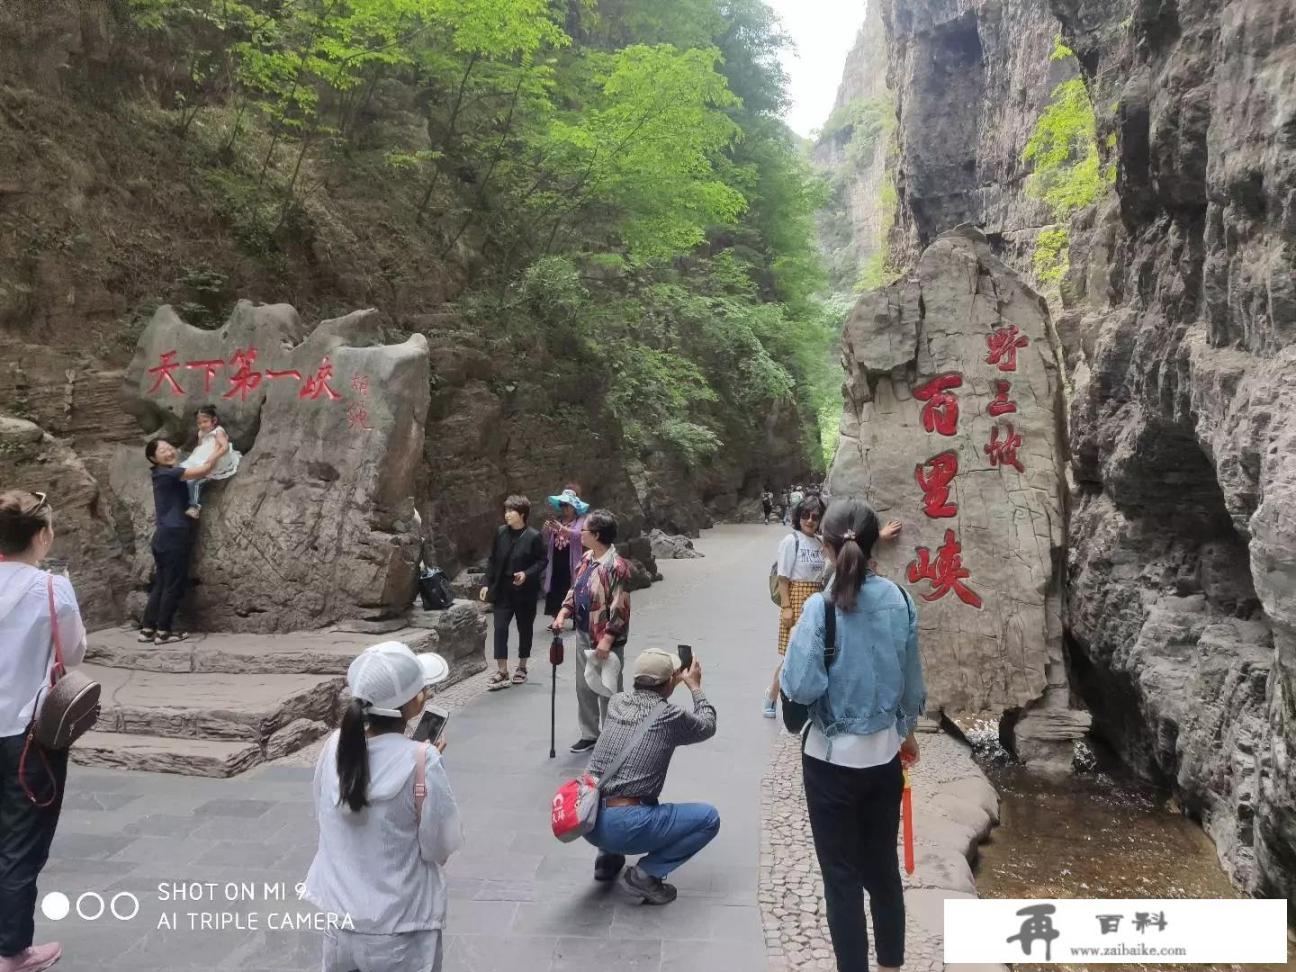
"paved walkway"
37,524,787,971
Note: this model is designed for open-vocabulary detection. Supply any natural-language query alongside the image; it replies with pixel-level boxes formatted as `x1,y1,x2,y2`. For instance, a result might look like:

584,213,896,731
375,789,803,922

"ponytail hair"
336,698,409,812
821,498,880,613
337,699,371,812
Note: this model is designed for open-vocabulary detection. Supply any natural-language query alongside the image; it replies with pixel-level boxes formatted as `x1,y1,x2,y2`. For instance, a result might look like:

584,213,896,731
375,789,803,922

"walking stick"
548,634,564,759
900,752,915,874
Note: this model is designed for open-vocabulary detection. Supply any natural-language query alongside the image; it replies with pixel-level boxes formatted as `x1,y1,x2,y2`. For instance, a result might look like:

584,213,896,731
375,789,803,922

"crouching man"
582,648,718,904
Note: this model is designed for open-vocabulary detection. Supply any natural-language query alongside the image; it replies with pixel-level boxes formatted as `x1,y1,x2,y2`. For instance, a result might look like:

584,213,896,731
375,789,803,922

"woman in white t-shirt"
0,490,88,972
763,494,828,717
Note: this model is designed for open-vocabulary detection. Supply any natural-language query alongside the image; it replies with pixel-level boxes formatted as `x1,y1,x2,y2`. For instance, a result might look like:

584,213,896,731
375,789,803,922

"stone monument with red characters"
110,300,432,635
828,226,1089,774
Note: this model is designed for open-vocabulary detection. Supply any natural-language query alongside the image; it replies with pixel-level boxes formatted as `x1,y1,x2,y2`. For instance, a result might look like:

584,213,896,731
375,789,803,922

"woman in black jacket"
478,495,548,690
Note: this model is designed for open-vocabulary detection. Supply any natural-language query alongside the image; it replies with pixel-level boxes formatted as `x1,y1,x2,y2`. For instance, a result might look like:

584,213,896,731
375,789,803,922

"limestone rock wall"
877,0,1296,911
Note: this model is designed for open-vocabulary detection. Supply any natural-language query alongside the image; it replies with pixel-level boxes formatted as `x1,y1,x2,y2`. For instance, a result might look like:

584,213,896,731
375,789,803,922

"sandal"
487,670,511,691
137,628,156,643
511,667,528,685
154,631,189,645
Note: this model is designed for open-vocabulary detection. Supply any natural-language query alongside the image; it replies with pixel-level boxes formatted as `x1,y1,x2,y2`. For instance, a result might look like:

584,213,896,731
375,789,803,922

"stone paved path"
36,524,789,971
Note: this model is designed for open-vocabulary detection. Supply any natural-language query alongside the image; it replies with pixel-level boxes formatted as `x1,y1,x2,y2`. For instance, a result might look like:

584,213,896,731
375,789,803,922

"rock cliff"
875,0,1296,913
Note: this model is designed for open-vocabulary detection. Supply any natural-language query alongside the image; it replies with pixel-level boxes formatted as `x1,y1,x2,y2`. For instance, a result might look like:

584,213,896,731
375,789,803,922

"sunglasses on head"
26,492,48,516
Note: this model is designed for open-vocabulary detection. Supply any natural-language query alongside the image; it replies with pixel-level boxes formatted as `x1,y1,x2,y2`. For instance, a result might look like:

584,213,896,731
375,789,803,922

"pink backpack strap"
413,741,430,819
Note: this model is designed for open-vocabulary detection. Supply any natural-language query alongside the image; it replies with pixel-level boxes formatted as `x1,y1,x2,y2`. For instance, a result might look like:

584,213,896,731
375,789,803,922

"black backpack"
780,597,837,734
418,567,453,611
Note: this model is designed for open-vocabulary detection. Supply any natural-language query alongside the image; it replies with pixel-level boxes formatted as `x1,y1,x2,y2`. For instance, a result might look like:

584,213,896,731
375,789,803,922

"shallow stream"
971,745,1295,972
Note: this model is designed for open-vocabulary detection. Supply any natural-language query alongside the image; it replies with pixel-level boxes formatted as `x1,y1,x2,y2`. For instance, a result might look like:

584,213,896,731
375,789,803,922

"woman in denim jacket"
781,498,926,972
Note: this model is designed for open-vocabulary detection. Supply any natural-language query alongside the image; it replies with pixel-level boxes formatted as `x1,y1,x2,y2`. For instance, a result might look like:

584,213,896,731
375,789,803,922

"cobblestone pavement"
760,728,1001,972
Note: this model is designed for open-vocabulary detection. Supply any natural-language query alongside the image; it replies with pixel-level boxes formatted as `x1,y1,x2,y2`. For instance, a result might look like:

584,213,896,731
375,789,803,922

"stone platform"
73,602,486,777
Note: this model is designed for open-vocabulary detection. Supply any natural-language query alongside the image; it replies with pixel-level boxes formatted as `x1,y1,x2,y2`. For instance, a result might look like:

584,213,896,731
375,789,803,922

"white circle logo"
75,892,105,921
110,892,140,921
40,892,70,921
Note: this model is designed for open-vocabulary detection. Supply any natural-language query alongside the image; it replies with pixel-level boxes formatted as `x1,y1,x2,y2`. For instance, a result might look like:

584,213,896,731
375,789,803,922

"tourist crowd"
0,430,925,972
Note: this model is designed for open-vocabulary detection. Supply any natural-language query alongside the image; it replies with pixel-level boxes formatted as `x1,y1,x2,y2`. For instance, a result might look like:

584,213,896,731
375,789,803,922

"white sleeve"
417,750,464,866
776,534,797,579
52,576,87,667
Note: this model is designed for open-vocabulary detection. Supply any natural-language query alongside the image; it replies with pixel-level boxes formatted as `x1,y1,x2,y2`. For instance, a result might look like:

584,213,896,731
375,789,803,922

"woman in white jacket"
0,490,88,972
303,642,463,972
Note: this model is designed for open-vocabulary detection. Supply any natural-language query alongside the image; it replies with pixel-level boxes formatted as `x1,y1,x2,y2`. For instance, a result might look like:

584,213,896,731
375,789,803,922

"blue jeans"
585,801,720,879
187,479,203,508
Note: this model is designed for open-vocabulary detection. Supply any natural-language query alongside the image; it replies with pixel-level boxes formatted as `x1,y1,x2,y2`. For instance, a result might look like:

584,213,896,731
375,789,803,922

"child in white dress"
181,405,241,519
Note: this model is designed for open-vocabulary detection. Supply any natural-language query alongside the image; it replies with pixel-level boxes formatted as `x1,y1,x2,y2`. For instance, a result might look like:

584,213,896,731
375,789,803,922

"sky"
766,0,869,137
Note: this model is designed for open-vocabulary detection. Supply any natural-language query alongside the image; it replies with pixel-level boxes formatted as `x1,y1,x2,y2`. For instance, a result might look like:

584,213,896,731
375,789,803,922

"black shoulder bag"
779,597,837,734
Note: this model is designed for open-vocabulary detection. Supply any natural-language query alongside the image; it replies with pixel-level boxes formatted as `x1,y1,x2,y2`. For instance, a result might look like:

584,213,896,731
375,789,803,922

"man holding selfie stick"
579,647,718,904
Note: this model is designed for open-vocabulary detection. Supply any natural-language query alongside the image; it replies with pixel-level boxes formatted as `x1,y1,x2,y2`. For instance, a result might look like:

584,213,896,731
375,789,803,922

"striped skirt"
777,579,824,655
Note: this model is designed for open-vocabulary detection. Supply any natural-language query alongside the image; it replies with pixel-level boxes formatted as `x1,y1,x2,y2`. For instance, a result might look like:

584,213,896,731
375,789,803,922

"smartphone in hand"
412,705,450,744
676,644,693,672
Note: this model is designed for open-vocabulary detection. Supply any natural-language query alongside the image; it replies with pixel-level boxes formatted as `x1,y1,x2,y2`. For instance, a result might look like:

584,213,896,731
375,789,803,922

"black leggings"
493,597,537,661
802,752,905,972
0,734,67,958
144,533,192,631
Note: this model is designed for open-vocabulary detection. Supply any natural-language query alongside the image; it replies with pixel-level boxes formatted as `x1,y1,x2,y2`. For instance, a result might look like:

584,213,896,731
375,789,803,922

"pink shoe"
0,943,62,972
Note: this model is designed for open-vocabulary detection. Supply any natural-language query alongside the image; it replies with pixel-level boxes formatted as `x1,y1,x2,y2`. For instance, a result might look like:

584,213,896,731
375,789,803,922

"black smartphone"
412,705,449,744
676,644,693,672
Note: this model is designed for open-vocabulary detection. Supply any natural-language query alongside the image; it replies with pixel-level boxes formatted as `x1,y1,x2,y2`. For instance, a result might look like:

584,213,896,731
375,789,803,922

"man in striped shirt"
581,648,719,904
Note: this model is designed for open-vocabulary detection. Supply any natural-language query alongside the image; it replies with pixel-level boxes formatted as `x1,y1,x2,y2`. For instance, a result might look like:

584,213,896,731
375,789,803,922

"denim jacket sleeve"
897,590,926,735
780,593,828,705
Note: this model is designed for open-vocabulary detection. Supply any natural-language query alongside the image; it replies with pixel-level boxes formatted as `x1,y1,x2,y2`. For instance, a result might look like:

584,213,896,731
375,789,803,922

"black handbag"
780,596,837,734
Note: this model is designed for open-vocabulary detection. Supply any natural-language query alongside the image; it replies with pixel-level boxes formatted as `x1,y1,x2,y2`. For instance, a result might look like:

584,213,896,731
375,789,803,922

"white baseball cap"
348,641,425,718
417,652,450,687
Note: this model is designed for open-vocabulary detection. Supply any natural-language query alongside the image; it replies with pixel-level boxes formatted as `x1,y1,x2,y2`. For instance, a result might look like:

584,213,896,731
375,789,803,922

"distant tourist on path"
763,493,828,717
541,487,589,619
180,404,241,520
761,489,774,524
479,496,548,690
0,490,88,972
549,509,631,753
304,642,462,972
781,498,926,972
140,437,227,645
777,489,790,525
582,648,718,903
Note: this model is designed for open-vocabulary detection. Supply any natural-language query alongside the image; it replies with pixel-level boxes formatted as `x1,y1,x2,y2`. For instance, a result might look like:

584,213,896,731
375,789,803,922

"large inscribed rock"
828,228,1084,768
112,301,430,633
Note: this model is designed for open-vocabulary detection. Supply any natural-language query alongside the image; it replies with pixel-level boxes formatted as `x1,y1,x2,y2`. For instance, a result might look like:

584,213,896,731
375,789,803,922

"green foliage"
1032,226,1069,284
1023,67,1115,290
116,0,833,474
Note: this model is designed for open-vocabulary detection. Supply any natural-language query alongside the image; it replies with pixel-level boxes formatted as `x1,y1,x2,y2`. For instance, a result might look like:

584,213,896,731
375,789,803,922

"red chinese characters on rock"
906,529,983,608
985,423,1025,473
350,374,370,397
985,325,1030,373
185,359,226,395
988,379,1017,417
914,451,959,519
147,351,186,397
300,357,341,401
222,348,263,401
346,403,373,431
913,372,963,437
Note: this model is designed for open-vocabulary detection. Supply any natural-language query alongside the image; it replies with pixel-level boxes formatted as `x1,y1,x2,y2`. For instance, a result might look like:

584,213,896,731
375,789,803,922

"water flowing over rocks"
828,227,1088,772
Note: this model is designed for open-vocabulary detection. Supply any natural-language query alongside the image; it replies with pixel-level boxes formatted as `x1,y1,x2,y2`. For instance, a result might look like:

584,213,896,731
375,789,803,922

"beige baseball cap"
632,648,681,686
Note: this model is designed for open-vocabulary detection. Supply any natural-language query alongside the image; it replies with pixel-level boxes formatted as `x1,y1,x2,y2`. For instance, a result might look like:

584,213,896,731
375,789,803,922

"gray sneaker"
621,865,678,905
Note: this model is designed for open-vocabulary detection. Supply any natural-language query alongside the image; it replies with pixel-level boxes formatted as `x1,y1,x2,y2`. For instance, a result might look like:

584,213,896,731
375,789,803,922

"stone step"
85,664,343,743
85,626,441,675
70,731,265,778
